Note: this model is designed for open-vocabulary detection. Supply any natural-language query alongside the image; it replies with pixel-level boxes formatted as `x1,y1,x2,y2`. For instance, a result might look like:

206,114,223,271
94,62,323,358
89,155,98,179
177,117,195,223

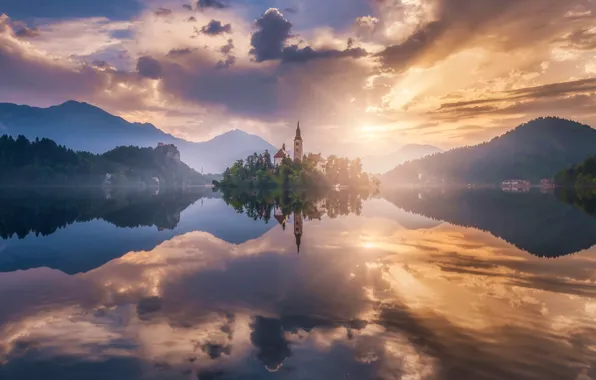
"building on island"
294,121,303,162
273,206,288,230
273,122,325,171
273,143,289,166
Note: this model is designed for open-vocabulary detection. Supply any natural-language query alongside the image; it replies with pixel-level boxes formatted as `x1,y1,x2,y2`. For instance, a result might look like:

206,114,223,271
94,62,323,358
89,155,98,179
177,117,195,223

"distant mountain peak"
0,101,277,173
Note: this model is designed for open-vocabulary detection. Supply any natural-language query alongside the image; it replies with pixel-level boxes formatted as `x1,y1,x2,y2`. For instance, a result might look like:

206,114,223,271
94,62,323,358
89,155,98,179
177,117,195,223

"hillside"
362,144,442,173
555,155,596,187
383,117,596,185
0,135,211,187
0,101,276,173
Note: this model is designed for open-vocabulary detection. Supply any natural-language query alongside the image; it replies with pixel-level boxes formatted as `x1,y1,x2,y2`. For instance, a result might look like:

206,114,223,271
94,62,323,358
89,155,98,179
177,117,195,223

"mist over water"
1,188,596,380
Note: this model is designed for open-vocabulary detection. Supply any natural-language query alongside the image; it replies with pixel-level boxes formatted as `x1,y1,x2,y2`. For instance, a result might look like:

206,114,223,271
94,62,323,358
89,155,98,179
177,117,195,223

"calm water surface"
1,188,596,380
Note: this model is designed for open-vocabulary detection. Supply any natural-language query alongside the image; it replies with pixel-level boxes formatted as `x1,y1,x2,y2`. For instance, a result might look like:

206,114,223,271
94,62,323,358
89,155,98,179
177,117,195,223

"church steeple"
293,121,303,162
294,211,303,254
294,121,302,141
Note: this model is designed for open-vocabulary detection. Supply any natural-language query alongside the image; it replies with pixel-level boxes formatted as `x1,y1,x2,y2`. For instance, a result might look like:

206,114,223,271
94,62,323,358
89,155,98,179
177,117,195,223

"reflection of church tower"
294,211,303,253
294,121,302,162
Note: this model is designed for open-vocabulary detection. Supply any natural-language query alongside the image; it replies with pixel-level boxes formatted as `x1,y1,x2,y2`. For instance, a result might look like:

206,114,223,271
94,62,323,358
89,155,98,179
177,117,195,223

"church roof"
294,121,302,141
274,214,287,225
274,148,288,159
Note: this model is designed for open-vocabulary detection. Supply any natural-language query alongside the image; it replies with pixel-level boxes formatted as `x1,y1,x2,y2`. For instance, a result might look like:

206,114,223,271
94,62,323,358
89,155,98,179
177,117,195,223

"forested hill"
0,135,213,187
383,117,596,185
555,155,596,187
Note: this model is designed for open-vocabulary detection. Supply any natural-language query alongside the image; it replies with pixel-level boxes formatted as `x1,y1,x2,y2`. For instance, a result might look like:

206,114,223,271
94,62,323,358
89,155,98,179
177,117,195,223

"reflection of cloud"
1,201,596,378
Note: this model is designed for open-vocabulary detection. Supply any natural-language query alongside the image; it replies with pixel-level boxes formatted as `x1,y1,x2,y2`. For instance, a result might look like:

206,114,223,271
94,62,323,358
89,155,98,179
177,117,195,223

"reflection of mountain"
383,189,596,257
361,198,442,230
0,190,276,274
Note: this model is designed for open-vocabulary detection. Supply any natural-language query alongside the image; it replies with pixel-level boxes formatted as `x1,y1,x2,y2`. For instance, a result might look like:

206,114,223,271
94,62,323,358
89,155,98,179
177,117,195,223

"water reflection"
384,188,596,257
0,190,596,379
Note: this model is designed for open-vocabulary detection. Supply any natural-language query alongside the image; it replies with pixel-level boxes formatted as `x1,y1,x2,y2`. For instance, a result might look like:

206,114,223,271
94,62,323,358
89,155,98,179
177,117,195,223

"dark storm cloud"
281,45,368,63
200,20,232,36
215,55,236,69
0,0,143,20
219,39,234,54
136,56,162,79
167,48,193,57
250,8,293,62
13,25,40,38
250,8,368,63
197,0,227,10
154,7,172,17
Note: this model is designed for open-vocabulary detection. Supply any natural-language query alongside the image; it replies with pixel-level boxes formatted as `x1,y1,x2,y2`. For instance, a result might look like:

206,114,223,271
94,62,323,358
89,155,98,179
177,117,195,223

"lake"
1,187,596,380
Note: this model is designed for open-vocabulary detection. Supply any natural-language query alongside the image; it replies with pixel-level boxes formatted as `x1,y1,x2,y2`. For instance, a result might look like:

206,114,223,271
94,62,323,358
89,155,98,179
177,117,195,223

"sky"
1,0,596,157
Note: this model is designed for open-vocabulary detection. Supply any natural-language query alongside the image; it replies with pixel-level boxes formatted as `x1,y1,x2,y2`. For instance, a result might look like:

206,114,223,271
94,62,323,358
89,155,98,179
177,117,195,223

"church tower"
294,121,303,162
294,211,303,253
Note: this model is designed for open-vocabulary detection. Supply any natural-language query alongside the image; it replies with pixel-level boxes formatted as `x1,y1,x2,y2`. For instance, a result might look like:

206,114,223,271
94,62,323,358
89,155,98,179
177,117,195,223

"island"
213,122,380,192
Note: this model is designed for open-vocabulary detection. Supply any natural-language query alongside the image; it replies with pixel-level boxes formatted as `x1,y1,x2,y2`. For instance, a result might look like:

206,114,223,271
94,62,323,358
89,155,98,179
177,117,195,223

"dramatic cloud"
250,9,293,62
215,55,236,69
136,56,162,79
154,8,173,17
13,25,40,38
167,48,193,57
197,0,227,10
219,39,234,54
200,20,232,36
250,9,368,63
2,0,596,153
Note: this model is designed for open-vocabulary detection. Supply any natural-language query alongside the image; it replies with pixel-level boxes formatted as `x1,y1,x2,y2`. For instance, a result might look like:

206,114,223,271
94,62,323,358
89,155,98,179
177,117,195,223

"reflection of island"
222,188,372,253
0,189,277,274
383,188,596,258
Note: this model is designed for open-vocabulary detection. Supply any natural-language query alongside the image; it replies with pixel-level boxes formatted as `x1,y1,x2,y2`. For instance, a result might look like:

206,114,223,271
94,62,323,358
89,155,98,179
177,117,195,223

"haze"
1,0,596,157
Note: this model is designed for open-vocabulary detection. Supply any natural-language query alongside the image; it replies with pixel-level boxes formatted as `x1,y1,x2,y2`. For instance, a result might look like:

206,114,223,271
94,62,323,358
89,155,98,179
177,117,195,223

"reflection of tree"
383,188,596,258
220,187,374,224
0,188,214,239
555,188,596,216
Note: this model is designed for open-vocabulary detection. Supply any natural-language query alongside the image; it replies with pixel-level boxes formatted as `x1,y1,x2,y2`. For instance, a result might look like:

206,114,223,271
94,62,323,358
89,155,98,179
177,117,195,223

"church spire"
294,121,302,141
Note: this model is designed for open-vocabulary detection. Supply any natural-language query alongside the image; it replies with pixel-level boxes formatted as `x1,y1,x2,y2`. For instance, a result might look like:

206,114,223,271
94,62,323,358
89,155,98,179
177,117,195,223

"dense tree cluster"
555,155,596,187
215,150,379,191
0,135,211,186
383,117,596,185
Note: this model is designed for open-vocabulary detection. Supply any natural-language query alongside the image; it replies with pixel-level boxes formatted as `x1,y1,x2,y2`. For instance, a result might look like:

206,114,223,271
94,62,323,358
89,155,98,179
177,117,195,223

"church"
273,122,325,172
274,121,303,165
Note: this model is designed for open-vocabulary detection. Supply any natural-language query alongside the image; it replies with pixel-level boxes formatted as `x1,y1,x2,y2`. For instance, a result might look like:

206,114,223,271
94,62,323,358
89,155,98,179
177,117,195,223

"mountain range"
383,117,596,185
362,144,442,173
0,101,276,173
